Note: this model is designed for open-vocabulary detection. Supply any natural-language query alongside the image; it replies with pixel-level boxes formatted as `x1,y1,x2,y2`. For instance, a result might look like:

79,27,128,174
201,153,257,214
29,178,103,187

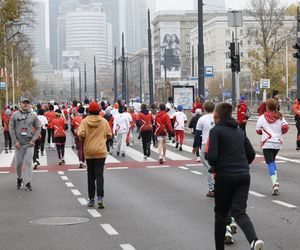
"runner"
52,109,68,165
71,106,85,168
292,97,300,150
78,101,112,209
36,109,48,157
126,107,135,146
173,105,187,151
45,104,56,150
207,102,264,250
166,96,177,142
237,96,248,133
3,108,12,153
256,98,289,195
150,103,158,148
137,104,153,159
258,90,280,115
155,103,173,164
191,97,203,116
104,108,114,154
189,108,202,161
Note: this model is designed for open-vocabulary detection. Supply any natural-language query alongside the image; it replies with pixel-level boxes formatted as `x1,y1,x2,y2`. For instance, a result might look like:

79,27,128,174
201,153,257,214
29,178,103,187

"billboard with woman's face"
160,22,181,79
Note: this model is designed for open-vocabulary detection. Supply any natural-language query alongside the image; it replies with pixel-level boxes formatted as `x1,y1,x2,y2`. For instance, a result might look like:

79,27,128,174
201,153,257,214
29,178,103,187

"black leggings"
87,158,106,199
296,120,300,148
47,128,54,144
33,140,40,163
141,130,152,156
55,137,66,159
4,131,12,149
40,129,46,152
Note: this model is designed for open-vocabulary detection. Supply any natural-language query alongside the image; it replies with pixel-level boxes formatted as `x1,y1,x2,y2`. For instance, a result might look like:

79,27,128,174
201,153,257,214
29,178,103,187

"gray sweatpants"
15,145,34,184
116,133,127,154
201,143,215,191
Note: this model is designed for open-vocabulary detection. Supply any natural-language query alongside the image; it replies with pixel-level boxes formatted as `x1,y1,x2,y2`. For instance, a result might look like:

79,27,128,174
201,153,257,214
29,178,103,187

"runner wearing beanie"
173,105,187,151
72,106,85,168
78,101,112,208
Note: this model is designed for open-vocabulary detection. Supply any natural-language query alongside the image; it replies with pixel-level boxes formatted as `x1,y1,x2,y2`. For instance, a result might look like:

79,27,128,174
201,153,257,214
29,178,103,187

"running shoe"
41,151,44,156
172,139,175,143
272,183,279,195
117,152,120,156
179,146,183,151
59,160,62,165
5,149,8,154
97,197,105,209
159,158,164,164
36,160,40,166
250,240,264,250
121,153,125,157
175,143,179,148
163,157,167,162
87,199,95,207
61,159,65,164
25,182,32,191
79,163,83,169
206,190,215,197
224,226,234,245
33,162,38,170
144,156,147,160
230,217,238,235
17,178,23,189
196,157,201,162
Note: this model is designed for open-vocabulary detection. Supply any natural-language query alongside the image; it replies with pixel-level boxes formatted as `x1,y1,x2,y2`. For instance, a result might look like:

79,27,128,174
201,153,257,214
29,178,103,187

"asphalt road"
0,129,299,250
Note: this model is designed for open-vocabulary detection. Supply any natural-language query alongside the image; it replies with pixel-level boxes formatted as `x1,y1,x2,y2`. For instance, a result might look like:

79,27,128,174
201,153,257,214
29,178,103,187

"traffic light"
229,42,240,72
293,42,300,59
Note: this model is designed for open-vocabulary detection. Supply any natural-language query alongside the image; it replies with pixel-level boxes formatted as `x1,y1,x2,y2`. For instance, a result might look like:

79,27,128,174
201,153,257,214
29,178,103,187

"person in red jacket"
104,108,114,154
237,96,248,133
71,106,85,168
191,97,203,115
52,109,68,165
293,97,300,150
45,104,56,149
137,104,153,159
3,108,12,153
258,90,280,115
155,103,173,164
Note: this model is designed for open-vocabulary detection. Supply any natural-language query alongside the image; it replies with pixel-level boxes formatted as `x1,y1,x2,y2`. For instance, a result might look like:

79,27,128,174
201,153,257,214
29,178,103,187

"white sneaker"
196,157,201,162
143,156,147,160
163,157,166,162
224,226,234,245
272,183,279,195
251,240,264,250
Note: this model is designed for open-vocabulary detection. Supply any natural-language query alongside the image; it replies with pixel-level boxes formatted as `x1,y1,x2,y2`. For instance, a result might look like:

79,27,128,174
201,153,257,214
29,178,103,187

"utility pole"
286,35,289,98
122,32,126,101
192,45,195,77
4,24,8,106
293,6,300,97
229,32,240,106
114,46,117,103
198,0,205,98
84,62,87,99
79,67,82,101
11,46,15,106
93,56,97,100
148,9,154,105
140,60,142,102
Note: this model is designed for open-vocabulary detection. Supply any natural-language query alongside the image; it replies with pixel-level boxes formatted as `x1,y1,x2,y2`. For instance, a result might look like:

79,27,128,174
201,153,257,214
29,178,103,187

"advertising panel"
173,86,194,110
62,51,80,78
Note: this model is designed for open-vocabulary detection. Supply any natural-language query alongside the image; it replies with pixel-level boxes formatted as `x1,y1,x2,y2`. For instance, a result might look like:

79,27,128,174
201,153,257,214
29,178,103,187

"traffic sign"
205,66,214,78
260,79,270,89
0,82,7,90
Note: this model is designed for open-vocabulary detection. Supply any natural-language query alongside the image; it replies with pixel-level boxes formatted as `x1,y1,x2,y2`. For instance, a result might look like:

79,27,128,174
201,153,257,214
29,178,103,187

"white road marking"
146,165,170,169
71,189,81,196
0,151,14,167
125,146,156,162
68,169,86,172
272,200,297,208
249,191,266,198
256,154,264,158
58,171,64,175
185,163,203,167
61,176,69,180
106,167,129,170
65,182,74,187
33,170,48,173
190,170,203,175
64,148,80,165
178,166,189,170
167,142,194,154
0,171,9,174
87,209,102,217
262,161,286,164
106,154,121,163
275,155,300,164
78,198,88,206
101,224,119,235
120,244,136,250
152,147,190,161
39,150,47,166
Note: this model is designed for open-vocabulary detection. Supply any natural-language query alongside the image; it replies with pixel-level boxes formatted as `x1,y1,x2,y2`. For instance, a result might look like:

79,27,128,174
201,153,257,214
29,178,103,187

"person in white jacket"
256,98,289,195
113,105,130,157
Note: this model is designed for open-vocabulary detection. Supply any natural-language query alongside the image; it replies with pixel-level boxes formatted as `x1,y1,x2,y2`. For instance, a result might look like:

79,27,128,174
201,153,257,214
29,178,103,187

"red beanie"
89,101,100,113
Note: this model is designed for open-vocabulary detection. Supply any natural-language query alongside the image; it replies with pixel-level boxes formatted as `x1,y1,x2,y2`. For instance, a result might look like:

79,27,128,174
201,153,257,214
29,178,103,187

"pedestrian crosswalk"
0,150,14,168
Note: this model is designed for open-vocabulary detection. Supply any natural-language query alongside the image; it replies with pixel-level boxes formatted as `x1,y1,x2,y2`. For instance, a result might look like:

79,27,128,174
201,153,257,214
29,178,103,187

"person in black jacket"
207,102,264,250
189,108,202,161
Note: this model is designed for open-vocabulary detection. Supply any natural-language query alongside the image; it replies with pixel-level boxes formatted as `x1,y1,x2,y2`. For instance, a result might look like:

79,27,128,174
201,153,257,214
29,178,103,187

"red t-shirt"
45,111,56,129
191,102,203,113
52,117,67,138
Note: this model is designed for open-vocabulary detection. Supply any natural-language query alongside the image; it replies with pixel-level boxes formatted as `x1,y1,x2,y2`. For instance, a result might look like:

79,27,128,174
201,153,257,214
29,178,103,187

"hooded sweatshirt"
137,109,153,132
256,111,289,149
207,118,255,174
78,115,112,159
154,110,173,136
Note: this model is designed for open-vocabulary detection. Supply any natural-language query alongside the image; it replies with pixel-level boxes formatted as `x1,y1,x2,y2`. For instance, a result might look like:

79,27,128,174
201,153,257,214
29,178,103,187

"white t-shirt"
113,113,130,134
174,111,187,131
38,115,48,130
196,113,215,144
166,102,177,119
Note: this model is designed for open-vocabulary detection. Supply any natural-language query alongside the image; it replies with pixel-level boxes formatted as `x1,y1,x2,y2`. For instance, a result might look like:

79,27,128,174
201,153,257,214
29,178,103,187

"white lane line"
120,244,136,250
0,171,10,174
64,148,80,165
256,154,264,158
146,165,170,169
0,151,14,167
87,209,102,217
61,176,69,180
39,150,47,166
58,171,64,175
71,189,81,196
65,182,74,187
78,198,88,206
126,146,156,162
186,163,203,167
68,169,86,172
33,170,48,173
190,170,203,175
275,155,300,164
262,161,286,164
106,154,121,163
167,142,194,154
152,147,190,161
249,191,266,198
178,166,189,170
101,224,119,235
106,167,129,170
272,200,297,208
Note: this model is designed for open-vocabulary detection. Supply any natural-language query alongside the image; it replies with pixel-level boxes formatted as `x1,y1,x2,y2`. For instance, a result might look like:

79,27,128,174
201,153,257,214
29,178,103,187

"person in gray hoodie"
9,98,41,191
